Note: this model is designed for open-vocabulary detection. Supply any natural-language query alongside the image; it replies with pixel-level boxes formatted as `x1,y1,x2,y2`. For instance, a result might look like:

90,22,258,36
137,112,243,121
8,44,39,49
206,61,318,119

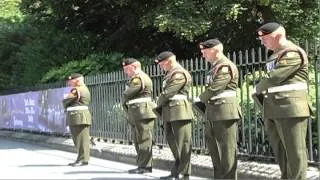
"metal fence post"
316,55,320,166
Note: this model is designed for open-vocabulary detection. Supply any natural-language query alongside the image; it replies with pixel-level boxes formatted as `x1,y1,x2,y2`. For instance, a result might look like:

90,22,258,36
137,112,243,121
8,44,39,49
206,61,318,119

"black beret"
68,73,83,80
257,22,281,36
155,51,175,63
122,58,138,66
199,38,222,49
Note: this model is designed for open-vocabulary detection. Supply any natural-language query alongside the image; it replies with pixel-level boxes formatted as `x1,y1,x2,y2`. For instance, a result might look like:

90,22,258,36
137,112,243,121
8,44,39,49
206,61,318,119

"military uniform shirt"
199,55,238,103
122,70,156,121
256,41,308,94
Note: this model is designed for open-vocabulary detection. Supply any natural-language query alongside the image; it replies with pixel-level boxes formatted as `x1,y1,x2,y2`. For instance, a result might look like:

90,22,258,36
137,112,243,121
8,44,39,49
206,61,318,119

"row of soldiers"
63,22,312,180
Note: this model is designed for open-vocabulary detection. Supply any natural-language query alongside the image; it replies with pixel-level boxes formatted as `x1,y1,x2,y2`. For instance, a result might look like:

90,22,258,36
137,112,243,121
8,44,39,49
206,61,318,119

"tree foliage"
0,0,24,23
41,52,126,83
17,0,320,54
0,0,319,90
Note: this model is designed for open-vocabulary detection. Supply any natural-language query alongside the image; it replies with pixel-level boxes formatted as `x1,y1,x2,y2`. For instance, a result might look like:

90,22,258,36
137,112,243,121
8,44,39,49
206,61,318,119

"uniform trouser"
131,118,155,168
70,124,91,162
265,117,308,180
164,120,192,176
205,120,238,179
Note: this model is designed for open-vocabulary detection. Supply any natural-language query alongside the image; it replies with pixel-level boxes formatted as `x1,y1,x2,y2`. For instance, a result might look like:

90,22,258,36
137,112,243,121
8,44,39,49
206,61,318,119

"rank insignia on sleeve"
221,67,229,73
285,52,296,58
280,60,287,64
132,78,140,85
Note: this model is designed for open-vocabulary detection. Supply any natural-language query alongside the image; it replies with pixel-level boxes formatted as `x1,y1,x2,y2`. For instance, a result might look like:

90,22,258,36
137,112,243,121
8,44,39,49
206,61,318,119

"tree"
0,0,319,90
19,0,319,55
0,0,24,23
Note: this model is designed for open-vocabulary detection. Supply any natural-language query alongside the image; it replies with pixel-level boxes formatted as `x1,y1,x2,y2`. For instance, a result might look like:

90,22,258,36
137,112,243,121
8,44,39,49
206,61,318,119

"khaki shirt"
255,40,311,118
122,71,156,122
156,63,194,122
63,85,92,126
200,55,242,121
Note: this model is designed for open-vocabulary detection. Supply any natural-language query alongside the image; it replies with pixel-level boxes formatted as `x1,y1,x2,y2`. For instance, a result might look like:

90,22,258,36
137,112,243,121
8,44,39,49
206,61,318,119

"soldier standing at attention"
254,22,311,179
154,51,194,180
121,58,156,174
198,38,241,179
63,73,92,166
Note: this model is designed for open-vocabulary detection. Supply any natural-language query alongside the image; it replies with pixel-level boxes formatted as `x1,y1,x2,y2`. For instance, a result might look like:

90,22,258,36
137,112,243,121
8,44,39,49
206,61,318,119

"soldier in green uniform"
63,73,92,166
253,22,311,179
154,51,194,180
121,58,156,174
198,39,241,179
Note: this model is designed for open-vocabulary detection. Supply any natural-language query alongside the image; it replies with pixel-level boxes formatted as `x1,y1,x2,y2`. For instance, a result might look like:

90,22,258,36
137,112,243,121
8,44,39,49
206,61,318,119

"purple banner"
0,87,71,134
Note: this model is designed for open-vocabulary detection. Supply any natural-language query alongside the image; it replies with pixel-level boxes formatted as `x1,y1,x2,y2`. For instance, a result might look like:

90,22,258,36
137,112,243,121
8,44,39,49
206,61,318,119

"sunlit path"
0,139,205,179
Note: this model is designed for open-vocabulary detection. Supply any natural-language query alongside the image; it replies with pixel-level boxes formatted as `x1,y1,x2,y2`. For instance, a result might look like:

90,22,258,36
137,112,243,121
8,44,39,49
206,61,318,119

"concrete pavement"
0,139,205,179
0,130,319,179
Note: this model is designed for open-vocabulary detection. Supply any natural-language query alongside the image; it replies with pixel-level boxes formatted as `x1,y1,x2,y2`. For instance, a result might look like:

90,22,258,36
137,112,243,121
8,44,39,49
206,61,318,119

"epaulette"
172,69,192,83
276,45,308,66
131,73,145,91
214,62,237,79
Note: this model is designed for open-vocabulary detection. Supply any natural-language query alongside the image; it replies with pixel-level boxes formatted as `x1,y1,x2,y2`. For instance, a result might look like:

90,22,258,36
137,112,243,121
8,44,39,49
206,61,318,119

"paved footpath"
0,139,205,179
0,131,319,179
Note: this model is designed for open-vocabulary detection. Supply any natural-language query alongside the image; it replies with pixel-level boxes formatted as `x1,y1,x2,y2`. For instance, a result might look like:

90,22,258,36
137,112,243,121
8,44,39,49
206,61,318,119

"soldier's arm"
256,52,302,93
122,77,142,103
199,66,232,103
157,72,186,107
62,88,79,108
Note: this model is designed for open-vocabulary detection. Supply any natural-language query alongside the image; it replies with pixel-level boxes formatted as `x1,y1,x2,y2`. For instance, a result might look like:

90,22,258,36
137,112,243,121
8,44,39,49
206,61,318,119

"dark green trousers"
70,125,90,162
265,117,308,179
131,118,155,168
205,120,238,179
164,120,192,176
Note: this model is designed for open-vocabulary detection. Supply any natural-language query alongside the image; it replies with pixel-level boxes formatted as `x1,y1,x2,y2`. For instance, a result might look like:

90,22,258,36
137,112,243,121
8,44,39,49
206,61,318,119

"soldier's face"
259,34,278,50
123,65,135,77
158,59,171,71
67,79,77,87
200,45,217,62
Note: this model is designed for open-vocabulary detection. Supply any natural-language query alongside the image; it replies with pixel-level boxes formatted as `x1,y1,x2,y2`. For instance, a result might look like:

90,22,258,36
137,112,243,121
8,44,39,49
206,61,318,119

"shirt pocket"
271,91,310,118
206,98,239,121
67,111,83,125
128,102,156,120
168,100,193,121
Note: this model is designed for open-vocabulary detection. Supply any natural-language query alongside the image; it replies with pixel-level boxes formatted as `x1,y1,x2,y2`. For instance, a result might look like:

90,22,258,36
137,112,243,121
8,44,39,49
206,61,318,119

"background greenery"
0,0,319,90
